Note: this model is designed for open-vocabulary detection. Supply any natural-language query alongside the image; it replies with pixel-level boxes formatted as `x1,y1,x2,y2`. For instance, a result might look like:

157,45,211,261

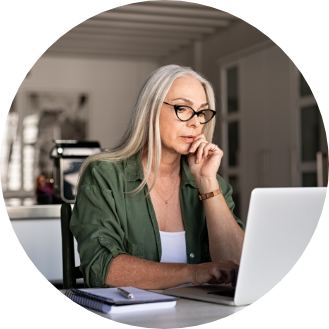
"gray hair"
79,64,216,194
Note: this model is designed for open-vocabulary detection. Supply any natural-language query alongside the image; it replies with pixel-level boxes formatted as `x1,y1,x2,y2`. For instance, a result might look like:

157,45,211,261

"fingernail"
196,158,199,164
190,147,194,152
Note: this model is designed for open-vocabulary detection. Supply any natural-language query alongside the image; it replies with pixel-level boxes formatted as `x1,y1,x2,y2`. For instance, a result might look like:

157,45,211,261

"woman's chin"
179,147,191,155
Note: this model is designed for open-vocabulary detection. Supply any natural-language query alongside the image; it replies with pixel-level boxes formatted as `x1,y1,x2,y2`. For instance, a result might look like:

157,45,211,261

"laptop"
163,187,327,306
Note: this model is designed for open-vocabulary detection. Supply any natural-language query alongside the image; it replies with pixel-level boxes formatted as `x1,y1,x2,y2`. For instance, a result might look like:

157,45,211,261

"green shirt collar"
124,152,198,189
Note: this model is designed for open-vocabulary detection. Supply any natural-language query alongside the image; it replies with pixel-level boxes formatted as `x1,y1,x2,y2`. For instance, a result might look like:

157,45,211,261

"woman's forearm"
197,177,245,264
105,254,239,289
204,195,244,264
105,254,191,289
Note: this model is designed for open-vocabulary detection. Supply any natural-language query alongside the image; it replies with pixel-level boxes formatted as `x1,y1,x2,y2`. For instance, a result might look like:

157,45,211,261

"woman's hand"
188,134,223,181
188,260,239,287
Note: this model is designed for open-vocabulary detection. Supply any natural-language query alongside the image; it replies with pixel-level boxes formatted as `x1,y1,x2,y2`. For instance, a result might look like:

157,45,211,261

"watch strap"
199,187,223,200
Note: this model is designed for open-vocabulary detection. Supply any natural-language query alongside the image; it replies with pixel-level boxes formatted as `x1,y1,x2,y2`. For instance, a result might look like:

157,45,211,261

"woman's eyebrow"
172,98,208,107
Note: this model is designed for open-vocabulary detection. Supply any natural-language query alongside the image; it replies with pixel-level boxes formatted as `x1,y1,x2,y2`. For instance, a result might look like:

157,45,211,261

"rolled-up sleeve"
217,174,245,231
70,165,129,288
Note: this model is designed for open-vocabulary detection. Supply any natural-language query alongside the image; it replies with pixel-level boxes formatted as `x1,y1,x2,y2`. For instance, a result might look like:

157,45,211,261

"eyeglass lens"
176,106,213,123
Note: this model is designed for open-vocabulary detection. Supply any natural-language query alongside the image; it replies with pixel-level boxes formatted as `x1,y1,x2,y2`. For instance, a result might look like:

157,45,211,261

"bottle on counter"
35,173,56,204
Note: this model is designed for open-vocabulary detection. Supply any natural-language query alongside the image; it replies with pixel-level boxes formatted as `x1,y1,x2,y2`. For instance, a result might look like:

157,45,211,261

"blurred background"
3,1,328,287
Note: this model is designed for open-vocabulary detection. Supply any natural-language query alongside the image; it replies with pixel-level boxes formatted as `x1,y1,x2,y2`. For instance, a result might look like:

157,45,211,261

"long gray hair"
79,64,216,194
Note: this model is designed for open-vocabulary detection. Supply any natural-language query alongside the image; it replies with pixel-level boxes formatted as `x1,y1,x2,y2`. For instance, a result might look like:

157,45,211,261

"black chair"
60,203,83,289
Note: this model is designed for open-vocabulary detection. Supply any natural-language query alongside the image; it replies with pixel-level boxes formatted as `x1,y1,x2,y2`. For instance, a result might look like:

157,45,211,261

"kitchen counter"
7,204,64,220
7,204,79,283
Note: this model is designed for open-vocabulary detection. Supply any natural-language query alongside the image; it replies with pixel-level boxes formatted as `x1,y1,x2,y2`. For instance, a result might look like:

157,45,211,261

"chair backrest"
60,203,82,289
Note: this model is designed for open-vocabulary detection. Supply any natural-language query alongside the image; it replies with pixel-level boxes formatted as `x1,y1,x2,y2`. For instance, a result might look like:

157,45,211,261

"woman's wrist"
195,176,219,194
185,264,198,285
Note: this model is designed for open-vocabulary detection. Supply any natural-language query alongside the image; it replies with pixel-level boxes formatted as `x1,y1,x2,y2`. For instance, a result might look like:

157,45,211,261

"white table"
62,289,245,328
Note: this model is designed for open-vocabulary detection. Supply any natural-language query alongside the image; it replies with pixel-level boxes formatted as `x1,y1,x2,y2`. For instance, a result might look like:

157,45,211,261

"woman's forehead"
171,76,202,88
166,76,206,101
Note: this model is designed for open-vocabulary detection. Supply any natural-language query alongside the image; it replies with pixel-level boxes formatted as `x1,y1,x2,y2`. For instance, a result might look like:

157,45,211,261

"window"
298,72,324,187
301,105,320,162
226,67,239,113
222,65,241,218
228,121,239,167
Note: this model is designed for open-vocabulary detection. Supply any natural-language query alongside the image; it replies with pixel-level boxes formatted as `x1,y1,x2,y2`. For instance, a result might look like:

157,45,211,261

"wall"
201,20,270,96
15,56,159,149
162,20,269,89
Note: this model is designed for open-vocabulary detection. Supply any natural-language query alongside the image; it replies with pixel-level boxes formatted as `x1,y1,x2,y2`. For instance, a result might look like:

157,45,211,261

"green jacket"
70,152,244,287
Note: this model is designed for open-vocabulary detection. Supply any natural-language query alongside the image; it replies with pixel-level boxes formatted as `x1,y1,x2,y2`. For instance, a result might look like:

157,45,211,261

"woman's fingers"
196,142,207,163
190,261,239,286
203,143,221,159
189,134,206,153
189,135,218,162
215,262,239,286
194,142,221,163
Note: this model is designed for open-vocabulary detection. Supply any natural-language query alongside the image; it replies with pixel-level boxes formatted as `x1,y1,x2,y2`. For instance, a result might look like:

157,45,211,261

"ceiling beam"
47,44,172,55
137,1,209,9
62,32,191,46
43,50,161,61
111,4,236,20
93,12,230,28
53,39,181,52
69,25,205,40
81,18,217,34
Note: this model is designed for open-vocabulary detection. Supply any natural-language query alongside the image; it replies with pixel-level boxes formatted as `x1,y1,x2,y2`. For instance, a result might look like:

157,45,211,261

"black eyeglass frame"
163,102,216,124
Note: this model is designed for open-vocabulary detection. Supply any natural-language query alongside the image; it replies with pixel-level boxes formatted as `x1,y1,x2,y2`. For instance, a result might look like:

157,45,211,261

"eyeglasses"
163,102,216,124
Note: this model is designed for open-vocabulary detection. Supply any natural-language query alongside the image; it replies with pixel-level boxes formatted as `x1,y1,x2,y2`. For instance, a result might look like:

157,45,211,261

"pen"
117,287,134,299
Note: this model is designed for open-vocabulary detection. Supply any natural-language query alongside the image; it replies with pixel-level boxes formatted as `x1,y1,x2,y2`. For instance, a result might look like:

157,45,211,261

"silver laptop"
164,188,327,306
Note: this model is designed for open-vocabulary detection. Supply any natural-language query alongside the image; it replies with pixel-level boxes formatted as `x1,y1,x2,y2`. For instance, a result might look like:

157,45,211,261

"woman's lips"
180,136,195,143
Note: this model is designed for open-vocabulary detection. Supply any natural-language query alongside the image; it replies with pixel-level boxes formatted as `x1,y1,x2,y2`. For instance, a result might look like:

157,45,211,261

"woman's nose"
187,114,201,128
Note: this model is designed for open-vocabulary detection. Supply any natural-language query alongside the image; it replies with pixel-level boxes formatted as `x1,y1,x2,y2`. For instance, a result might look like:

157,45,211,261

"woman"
70,65,245,289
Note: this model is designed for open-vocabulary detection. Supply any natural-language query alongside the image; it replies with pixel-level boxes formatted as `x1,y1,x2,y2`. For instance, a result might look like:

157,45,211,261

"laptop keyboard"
207,289,235,298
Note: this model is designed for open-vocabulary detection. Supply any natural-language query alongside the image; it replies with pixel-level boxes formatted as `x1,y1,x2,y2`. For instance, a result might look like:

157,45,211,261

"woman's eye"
177,107,188,113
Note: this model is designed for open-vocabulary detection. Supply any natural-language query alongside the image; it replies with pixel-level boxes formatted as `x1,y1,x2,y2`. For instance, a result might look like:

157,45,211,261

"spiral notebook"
65,286,178,314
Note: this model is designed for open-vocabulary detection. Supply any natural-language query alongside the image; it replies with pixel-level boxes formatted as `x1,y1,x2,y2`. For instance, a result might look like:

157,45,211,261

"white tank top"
159,231,188,263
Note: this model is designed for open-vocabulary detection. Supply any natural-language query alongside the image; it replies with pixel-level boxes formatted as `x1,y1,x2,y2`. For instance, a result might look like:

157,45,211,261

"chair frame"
60,203,82,289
